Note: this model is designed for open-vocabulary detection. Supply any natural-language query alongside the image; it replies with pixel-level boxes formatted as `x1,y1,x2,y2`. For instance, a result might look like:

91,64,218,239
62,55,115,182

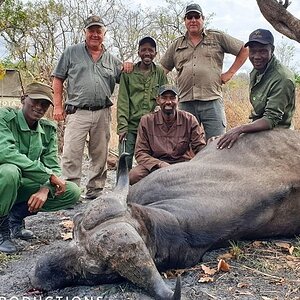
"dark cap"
245,29,274,47
24,82,54,105
185,3,203,15
138,36,156,49
158,84,178,96
84,15,105,29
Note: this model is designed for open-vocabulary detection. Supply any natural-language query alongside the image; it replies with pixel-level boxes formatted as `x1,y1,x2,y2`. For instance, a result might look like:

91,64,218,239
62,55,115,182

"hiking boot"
9,202,35,240
10,221,34,240
0,216,17,254
84,188,103,200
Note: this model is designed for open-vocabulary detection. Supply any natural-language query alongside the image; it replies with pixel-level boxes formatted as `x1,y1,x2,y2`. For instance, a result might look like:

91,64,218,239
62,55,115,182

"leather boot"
0,216,17,254
9,202,35,240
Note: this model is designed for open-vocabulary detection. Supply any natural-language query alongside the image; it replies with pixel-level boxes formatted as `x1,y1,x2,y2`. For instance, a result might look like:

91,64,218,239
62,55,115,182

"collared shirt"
249,56,295,128
117,62,168,134
52,42,122,108
0,108,60,184
135,109,206,171
160,30,243,102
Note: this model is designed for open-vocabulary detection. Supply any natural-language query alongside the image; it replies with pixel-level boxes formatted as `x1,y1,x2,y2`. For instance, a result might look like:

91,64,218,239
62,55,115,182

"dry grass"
225,85,300,130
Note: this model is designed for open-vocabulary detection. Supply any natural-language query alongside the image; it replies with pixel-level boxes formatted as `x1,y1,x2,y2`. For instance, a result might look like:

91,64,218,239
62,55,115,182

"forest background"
0,0,299,151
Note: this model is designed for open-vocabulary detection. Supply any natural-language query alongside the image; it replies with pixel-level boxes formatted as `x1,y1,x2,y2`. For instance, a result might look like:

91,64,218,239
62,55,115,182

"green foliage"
0,0,216,79
0,252,19,268
229,240,245,260
0,0,27,32
295,74,300,86
293,236,300,257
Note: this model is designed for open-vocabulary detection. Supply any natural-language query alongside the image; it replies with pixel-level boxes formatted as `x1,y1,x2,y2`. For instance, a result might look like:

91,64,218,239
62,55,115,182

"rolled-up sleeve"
262,78,295,128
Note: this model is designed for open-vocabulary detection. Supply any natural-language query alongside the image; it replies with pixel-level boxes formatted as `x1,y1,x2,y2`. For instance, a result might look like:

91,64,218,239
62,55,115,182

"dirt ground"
1,164,300,300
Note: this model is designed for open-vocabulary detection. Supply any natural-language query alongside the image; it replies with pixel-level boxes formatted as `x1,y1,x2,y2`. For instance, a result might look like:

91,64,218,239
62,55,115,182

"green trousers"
0,163,81,217
118,132,137,169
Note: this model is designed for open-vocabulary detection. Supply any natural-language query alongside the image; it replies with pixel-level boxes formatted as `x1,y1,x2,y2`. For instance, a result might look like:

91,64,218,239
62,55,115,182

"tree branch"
256,0,300,42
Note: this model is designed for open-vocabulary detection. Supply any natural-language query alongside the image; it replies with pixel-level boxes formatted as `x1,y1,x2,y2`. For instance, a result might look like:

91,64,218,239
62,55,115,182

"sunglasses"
185,14,201,20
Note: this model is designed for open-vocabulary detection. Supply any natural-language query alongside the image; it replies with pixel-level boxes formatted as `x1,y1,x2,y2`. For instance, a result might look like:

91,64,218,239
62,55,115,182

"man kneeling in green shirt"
0,82,80,254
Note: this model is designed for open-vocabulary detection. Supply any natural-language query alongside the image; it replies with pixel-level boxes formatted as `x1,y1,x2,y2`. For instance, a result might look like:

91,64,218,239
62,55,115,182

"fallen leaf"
286,261,297,269
201,264,216,276
252,241,263,247
269,279,285,285
59,220,74,230
61,232,73,240
198,276,214,283
289,245,294,255
217,259,230,272
237,282,249,288
162,269,183,278
275,242,290,251
218,252,234,260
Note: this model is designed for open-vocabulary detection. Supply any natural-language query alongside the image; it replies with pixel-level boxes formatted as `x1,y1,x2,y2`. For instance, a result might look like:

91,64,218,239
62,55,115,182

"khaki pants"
61,108,111,190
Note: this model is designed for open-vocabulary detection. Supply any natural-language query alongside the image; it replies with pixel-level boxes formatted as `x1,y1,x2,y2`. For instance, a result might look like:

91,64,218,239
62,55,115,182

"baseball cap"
138,36,156,49
24,82,54,105
245,29,274,47
185,3,203,15
84,15,105,29
158,84,178,96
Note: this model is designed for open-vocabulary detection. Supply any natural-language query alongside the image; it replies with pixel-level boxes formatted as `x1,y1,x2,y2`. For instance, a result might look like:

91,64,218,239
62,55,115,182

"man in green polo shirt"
217,29,295,149
0,82,80,254
117,36,168,169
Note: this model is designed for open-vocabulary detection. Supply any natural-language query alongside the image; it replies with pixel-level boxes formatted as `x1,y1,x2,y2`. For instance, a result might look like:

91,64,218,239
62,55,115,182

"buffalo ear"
115,152,130,193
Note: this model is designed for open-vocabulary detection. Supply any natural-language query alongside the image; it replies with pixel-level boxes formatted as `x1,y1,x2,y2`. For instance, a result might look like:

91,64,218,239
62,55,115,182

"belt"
78,105,106,111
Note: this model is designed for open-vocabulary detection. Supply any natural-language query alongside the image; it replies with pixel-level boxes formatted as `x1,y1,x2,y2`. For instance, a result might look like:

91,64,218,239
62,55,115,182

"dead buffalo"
31,129,300,299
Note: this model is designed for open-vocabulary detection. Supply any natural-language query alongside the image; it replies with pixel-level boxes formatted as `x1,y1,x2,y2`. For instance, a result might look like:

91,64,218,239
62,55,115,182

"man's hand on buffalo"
217,126,243,149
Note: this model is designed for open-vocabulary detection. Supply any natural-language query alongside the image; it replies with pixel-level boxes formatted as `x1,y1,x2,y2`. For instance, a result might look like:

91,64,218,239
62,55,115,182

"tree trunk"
256,0,300,42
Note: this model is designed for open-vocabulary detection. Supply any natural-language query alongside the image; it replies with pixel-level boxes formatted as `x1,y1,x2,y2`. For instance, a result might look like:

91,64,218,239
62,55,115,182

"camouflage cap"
24,82,53,105
158,84,178,96
84,15,105,29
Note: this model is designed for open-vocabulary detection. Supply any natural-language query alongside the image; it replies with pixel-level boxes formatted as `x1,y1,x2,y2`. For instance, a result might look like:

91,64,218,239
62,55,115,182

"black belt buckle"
65,104,77,115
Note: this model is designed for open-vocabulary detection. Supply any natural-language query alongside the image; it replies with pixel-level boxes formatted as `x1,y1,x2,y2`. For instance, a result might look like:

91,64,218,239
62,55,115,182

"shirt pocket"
251,94,267,116
98,62,114,78
175,50,190,71
202,39,219,57
173,137,189,156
